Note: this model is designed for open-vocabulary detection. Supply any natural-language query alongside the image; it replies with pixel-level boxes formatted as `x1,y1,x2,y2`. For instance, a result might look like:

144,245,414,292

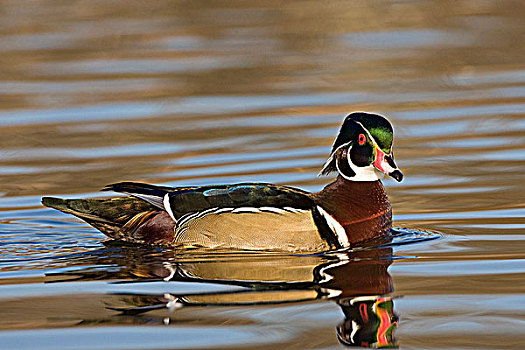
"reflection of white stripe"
162,262,176,281
350,321,360,343
163,193,177,222
318,288,343,298
317,206,349,247
349,295,382,304
317,252,350,282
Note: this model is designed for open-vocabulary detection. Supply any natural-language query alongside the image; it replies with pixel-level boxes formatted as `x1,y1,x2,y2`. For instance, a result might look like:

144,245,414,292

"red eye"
358,133,366,145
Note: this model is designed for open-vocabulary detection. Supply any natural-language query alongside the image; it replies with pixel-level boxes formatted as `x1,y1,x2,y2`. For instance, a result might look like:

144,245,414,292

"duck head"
320,112,403,182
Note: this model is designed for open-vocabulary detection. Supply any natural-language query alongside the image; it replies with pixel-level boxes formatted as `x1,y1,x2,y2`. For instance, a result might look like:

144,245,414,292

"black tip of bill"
389,170,404,182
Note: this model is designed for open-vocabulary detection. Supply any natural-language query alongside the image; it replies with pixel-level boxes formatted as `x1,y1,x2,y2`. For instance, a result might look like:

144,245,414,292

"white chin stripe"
347,164,380,182
344,146,379,182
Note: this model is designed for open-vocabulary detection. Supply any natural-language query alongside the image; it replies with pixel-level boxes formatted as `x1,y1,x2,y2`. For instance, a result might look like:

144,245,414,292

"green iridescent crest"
346,112,394,154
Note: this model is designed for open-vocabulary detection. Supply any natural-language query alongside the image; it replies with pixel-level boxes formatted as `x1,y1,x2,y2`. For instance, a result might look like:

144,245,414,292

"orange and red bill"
373,146,404,182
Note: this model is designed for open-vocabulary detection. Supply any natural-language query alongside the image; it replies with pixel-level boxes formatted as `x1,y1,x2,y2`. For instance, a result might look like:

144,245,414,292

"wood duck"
42,112,403,252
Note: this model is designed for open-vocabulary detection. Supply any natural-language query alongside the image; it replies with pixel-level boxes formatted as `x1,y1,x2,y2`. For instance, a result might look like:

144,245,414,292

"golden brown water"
1,1,524,349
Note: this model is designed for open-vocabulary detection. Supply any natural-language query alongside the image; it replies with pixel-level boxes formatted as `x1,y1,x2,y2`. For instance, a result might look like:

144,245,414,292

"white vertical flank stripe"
163,193,177,222
317,205,350,247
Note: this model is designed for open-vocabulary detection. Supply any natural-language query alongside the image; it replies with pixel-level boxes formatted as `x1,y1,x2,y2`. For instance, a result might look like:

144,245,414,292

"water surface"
1,1,524,349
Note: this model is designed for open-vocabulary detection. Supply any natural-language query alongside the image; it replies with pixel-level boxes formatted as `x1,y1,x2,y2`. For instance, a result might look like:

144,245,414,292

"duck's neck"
311,176,392,244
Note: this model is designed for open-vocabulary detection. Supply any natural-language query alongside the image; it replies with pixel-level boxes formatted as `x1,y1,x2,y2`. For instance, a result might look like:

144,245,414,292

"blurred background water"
0,0,524,349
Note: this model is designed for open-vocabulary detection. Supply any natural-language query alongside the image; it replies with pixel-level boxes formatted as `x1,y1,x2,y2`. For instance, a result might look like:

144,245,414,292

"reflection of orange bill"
376,297,398,348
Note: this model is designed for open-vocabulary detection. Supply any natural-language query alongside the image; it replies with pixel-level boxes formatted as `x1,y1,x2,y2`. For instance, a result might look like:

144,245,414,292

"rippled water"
1,1,524,349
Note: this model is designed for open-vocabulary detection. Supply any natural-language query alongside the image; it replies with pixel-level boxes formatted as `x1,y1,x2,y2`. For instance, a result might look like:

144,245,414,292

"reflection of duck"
42,112,403,252
337,296,398,348
45,245,397,347
93,247,397,348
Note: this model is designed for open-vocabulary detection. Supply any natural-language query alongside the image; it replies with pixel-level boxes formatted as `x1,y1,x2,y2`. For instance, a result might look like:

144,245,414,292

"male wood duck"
42,112,403,252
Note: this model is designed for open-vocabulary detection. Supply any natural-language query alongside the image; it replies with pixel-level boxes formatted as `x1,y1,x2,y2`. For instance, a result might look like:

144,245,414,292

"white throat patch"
336,146,380,182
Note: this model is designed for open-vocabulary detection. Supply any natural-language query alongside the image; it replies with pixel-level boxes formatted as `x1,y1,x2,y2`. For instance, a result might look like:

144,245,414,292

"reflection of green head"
337,296,398,348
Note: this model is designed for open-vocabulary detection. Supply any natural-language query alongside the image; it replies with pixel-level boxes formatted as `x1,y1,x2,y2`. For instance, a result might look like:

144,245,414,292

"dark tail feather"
42,196,157,241
102,182,177,209
102,181,174,196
